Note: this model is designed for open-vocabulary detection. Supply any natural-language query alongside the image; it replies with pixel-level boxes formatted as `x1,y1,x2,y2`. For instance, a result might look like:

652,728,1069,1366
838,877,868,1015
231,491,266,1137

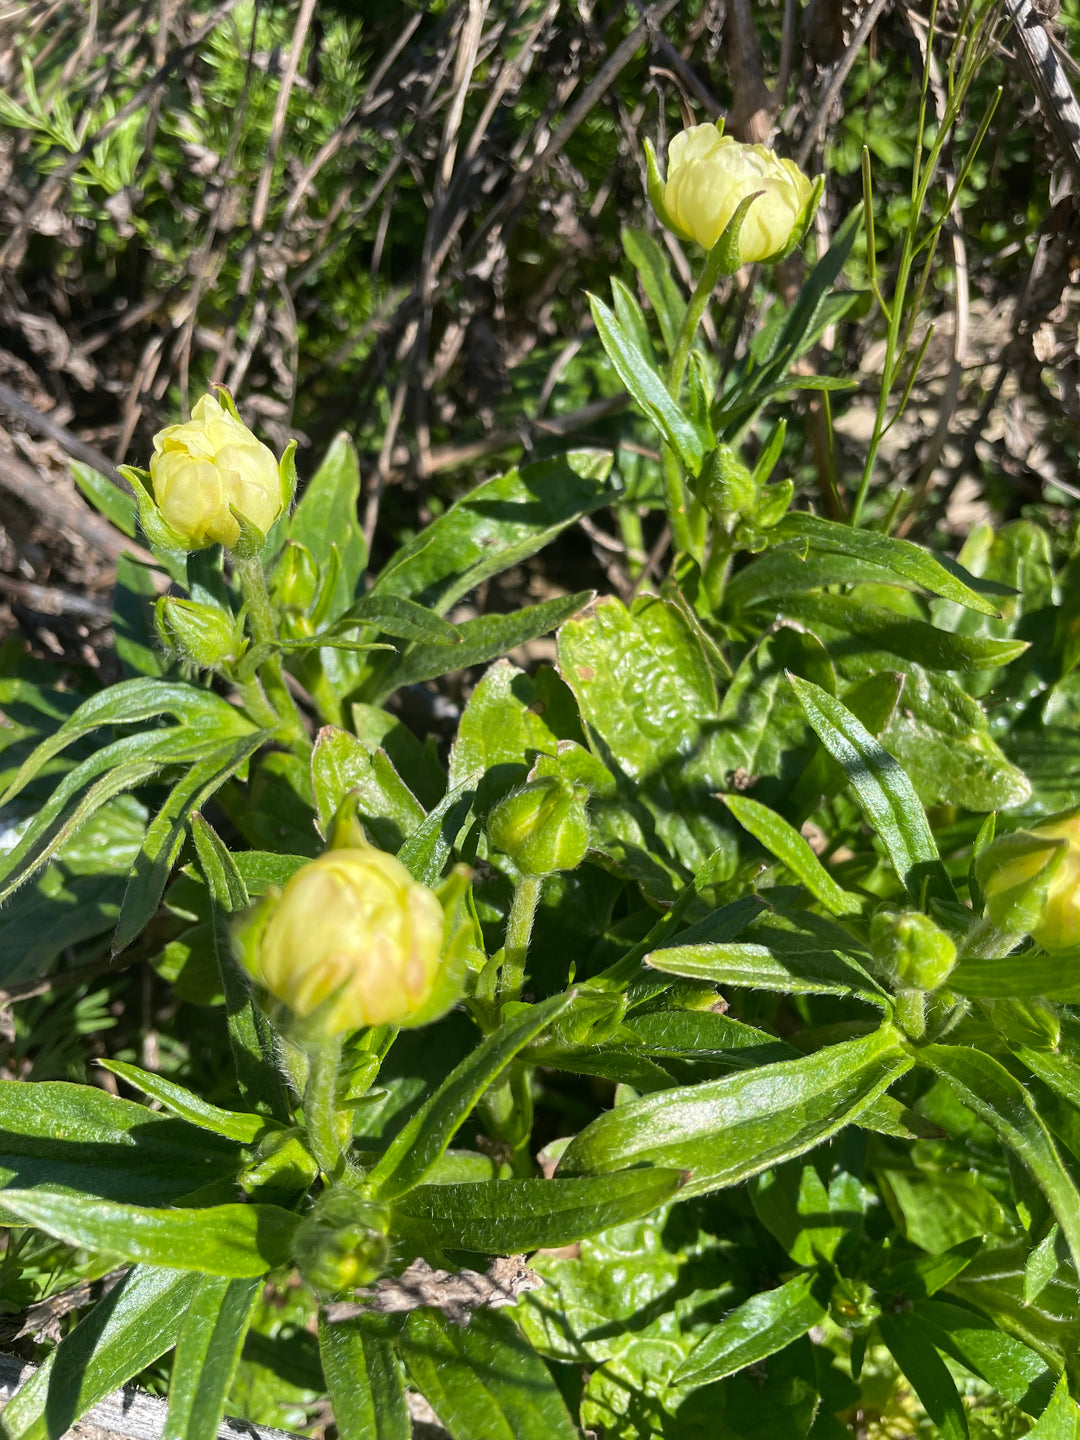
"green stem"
499,873,543,1002
894,989,927,1041
662,252,725,561
668,252,725,402
233,554,310,752
304,1035,348,1180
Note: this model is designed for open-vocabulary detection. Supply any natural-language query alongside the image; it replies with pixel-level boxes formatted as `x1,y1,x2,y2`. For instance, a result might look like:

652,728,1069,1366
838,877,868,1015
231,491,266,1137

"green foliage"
5,1,1080,1435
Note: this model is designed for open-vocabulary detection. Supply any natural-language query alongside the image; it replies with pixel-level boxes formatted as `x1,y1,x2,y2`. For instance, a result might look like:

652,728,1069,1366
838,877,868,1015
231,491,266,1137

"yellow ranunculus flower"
1018,813,1080,952
660,123,813,263
248,848,446,1033
150,393,283,549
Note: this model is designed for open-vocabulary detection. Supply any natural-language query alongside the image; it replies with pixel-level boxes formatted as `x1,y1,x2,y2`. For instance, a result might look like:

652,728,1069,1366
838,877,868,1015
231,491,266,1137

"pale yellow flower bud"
660,124,813,262
247,848,446,1034
1018,813,1080,952
150,393,283,549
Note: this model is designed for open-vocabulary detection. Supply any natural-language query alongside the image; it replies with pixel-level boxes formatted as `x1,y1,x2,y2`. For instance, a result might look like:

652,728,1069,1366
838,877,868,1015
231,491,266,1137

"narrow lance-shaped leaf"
365,991,574,1200
877,1311,970,1440
789,673,954,904
558,1024,911,1197
162,1276,260,1440
401,1309,579,1440
191,815,292,1123
98,1059,275,1145
720,792,862,915
588,293,708,470
392,1169,688,1253
770,511,1006,616
921,1045,1080,1276
673,1272,827,1391
113,730,267,954
0,1265,200,1440
0,1192,299,1277
319,1313,410,1440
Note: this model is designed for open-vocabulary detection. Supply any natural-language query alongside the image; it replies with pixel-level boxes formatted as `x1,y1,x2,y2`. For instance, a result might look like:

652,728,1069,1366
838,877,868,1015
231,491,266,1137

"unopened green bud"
695,444,756,526
829,1278,879,1332
977,829,1071,946
155,596,241,668
238,1128,318,1200
870,909,957,991
553,989,626,1047
292,1188,390,1294
272,541,319,611
487,776,589,877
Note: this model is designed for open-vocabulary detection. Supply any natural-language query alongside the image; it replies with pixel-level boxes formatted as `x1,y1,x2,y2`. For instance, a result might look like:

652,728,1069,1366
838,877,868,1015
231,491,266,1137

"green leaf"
393,1169,687,1252
401,1309,578,1440
724,546,907,611
396,774,477,887
0,1265,199,1440
625,1009,794,1069
673,1272,826,1390
921,1045,1080,1275
371,593,592,702
191,816,292,1123
1026,1375,1080,1438
589,294,707,470
112,730,267,953
289,433,367,619
645,908,884,1006
557,594,716,782
372,451,613,613
915,1295,1057,1417
784,591,1028,673
311,725,425,849
721,793,861,915
788,674,953,904
70,461,138,539
611,276,657,368
0,678,254,810
346,592,462,645
881,666,1030,813
769,512,1003,615
947,954,1080,1001
162,1276,260,1440
0,1079,241,1208
557,1024,910,1197
98,1059,275,1144
0,1192,298,1276
877,1311,969,1440
318,1313,410,1440
365,991,573,1200
621,226,686,355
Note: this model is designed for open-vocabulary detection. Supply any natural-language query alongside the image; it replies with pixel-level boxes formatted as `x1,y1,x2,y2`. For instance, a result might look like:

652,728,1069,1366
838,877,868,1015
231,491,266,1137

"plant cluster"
3,4,1080,1440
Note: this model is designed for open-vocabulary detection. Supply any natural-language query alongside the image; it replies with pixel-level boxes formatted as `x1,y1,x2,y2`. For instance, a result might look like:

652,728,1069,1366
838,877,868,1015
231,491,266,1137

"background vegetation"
2,0,1080,1436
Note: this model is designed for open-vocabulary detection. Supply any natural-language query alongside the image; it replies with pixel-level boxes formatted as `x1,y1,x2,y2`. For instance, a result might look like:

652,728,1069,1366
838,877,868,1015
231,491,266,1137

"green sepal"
975,832,1067,937
279,437,299,512
708,188,765,276
644,136,691,240
155,595,244,669
272,540,320,611
762,172,826,264
230,887,279,989
211,382,242,421
695,443,756,527
120,462,196,553
227,506,268,559
325,792,373,852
